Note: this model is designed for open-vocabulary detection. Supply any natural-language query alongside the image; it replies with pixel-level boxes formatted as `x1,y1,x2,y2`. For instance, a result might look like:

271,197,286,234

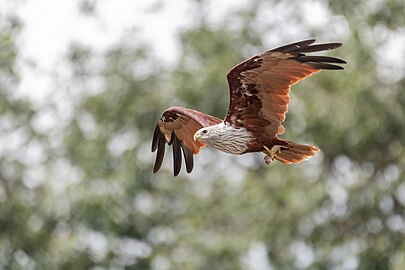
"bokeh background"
1,0,405,269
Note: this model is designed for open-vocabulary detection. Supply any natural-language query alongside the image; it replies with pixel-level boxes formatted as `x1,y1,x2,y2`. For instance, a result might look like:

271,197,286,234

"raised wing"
225,39,346,138
152,106,221,176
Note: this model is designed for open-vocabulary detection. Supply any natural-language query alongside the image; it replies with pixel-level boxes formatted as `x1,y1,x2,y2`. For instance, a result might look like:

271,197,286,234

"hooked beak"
193,132,202,142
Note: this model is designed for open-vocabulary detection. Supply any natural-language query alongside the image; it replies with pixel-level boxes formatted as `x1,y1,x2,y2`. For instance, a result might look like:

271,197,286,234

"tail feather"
275,140,319,164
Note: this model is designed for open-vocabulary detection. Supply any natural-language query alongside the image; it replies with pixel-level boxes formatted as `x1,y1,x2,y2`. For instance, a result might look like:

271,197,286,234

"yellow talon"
263,145,271,155
263,145,285,165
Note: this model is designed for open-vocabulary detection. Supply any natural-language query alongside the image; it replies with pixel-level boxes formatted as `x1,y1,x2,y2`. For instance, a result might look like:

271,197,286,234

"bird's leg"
263,145,287,165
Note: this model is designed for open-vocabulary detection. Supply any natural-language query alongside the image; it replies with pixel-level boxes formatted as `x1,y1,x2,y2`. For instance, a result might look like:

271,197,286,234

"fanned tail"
275,140,319,164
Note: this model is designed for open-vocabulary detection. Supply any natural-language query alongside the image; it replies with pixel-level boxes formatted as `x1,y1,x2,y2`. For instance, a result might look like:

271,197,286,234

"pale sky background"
3,0,256,104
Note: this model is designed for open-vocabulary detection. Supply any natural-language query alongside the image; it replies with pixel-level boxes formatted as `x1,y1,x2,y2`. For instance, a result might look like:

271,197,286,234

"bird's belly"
212,142,247,155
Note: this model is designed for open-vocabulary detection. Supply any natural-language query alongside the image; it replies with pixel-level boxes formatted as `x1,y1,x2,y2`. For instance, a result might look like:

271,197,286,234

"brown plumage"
152,106,221,176
152,39,346,176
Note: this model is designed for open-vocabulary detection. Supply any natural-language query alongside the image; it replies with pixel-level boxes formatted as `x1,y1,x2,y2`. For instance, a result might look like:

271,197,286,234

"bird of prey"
152,39,345,176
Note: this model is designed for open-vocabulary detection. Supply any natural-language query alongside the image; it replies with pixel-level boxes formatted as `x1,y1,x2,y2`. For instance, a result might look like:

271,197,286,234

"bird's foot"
263,145,287,165
264,155,273,165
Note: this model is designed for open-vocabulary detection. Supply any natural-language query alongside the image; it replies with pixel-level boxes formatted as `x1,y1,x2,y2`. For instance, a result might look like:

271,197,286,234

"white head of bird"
193,123,253,155
193,126,218,143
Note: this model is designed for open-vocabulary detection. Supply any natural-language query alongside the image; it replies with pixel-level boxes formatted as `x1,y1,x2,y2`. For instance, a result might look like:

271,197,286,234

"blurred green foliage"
1,0,405,269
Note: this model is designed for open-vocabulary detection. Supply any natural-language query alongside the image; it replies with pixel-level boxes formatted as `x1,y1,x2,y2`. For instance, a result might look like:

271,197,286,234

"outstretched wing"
152,106,221,176
225,39,346,139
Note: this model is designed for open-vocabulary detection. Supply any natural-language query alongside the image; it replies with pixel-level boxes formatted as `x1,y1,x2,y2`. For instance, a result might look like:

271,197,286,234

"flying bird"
152,39,346,176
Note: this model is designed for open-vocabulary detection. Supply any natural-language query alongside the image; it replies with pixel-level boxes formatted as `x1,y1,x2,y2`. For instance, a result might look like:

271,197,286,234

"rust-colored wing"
225,39,346,138
152,106,221,176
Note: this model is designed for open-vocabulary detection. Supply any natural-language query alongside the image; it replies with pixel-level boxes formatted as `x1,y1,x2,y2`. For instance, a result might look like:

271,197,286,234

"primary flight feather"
152,39,346,176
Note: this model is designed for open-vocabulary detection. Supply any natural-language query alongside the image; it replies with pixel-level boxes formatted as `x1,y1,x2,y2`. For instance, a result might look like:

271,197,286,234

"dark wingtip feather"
181,143,194,173
309,62,345,70
151,124,161,152
270,39,316,53
294,55,347,64
172,134,182,177
270,41,344,63
153,132,166,173
290,42,342,54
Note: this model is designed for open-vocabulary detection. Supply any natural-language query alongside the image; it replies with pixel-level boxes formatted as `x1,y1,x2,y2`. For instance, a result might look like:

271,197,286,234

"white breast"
208,122,255,155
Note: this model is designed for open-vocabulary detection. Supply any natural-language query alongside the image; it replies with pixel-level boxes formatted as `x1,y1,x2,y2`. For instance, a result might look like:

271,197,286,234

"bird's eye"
202,129,208,134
